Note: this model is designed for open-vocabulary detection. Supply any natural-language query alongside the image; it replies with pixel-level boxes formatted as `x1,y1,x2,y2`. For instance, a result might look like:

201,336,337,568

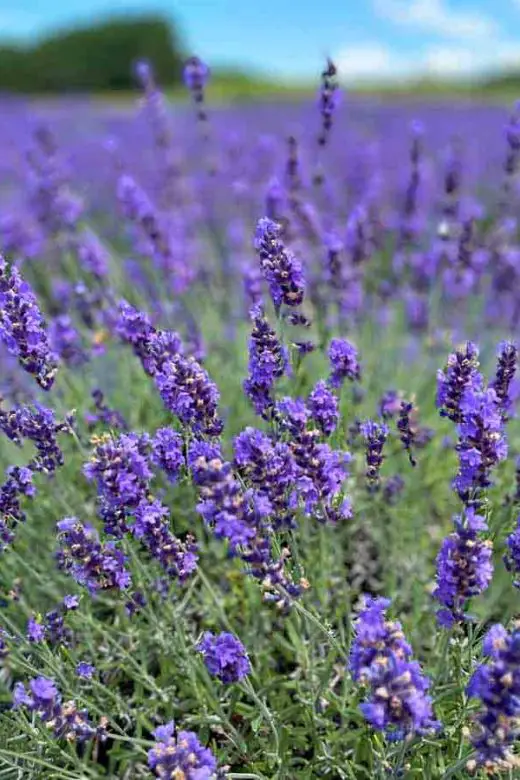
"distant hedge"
0,16,185,92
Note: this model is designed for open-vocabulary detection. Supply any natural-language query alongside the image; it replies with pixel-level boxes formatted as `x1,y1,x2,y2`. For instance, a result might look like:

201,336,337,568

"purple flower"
189,445,255,550
0,403,71,473
27,617,45,642
155,355,223,436
148,720,217,779
0,258,57,390
0,465,36,541
383,474,405,504
76,662,95,679
491,340,517,418
349,597,439,741
115,300,184,377
56,517,131,594
131,499,198,581
63,594,79,610
317,58,339,148
454,386,507,504
436,342,482,423
84,432,153,537
150,427,185,483
360,420,389,491
197,631,251,683
504,515,520,587
397,400,417,467
378,390,402,420
466,624,520,772
13,676,105,743
244,305,287,417
308,380,339,436
188,441,301,606
327,338,361,388
276,397,351,522
183,56,210,92
433,508,493,626
254,218,305,310
234,427,296,528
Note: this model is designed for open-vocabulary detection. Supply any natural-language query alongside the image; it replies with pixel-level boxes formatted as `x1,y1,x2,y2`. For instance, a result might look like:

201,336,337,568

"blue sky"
1,0,520,81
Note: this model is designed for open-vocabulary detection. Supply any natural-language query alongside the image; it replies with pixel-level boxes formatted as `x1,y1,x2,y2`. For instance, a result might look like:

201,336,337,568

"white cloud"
336,40,520,83
424,43,520,77
335,44,398,82
374,0,498,40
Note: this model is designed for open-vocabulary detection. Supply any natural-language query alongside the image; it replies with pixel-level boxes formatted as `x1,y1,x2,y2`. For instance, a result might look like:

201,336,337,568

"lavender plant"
3,53,520,780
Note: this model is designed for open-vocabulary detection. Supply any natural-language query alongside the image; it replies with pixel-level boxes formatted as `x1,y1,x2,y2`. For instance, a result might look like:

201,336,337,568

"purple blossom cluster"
453,386,507,505
276,396,351,522
156,354,223,436
244,305,287,416
397,400,418,466
13,676,106,744
349,597,439,740
115,299,183,376
189,440,301,607
117,176,194,293
148,720,217,779
49,314,86,367
360,420,389,491
0,402,71,548
197,631,251,683
433,508,493,627
436,341,482,423
317,58,339,148
234,427,296,528
84,432,153,536
466,624,520,772
27,595,78,646
132,499,198,581
254,217,305,311
505,515,520,587
308,380,339,436
491,340,517,418
327,338,361,389
0,257,57,389
150,427,185,483
56,517,131,593
83,431,197,581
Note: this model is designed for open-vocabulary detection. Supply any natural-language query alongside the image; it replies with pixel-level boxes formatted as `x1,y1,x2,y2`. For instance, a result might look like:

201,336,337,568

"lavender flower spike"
327,338,361,388
436,341,482,423
433,508,493,627
0,257,57,389
360,420,388,491
491,340,517,418
349,597,439,741
317,58,339,148
504,514,520,588
254,217,305,310
466,623,520,773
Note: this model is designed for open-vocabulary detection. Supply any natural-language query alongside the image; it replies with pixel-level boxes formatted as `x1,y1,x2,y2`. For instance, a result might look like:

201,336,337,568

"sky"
1,0,520,82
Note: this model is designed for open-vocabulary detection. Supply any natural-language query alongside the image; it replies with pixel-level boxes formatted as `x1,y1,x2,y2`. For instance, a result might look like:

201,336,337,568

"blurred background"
0,0,519,98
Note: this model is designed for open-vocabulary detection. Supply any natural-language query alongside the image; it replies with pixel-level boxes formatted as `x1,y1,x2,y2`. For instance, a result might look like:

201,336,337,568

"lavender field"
1,61,520,779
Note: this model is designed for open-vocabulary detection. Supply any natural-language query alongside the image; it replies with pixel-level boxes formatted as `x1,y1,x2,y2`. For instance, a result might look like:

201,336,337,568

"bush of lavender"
2,60,520,779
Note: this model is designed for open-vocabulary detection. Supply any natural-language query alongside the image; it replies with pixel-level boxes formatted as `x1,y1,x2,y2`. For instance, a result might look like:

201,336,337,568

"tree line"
0,16,185,92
